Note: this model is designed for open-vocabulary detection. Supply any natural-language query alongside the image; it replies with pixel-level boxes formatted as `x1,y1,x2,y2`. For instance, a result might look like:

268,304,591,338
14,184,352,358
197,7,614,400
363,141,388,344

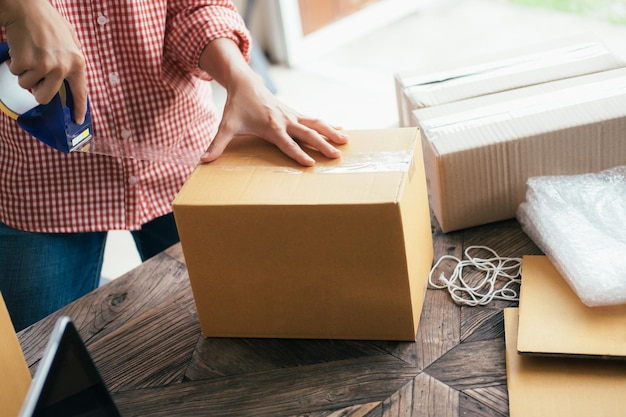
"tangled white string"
428,246,522,306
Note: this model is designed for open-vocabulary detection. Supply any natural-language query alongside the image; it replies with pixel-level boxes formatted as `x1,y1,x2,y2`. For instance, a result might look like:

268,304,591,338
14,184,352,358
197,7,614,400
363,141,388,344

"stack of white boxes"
395,39,626,232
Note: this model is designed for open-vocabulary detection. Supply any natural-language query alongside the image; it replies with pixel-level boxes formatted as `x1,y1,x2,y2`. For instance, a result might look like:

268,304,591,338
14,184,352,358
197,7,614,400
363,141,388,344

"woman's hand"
199,38,348,167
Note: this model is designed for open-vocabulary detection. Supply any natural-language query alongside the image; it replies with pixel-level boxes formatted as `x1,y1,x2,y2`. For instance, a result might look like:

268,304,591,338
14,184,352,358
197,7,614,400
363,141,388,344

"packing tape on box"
211,150,413,174
420,75,626,140
403,42,609,95
313,151,412,173
78,139,414,171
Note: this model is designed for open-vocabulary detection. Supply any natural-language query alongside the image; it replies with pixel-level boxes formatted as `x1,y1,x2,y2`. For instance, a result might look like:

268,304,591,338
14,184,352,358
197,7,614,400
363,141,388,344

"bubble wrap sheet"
517,166,626,307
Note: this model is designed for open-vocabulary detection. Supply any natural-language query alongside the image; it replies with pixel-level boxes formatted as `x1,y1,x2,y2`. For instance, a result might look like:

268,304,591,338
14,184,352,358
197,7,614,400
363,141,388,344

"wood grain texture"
290,402,382,417
423,338,507,390
463,385,509,416
93,290,200,391
18,219,539,416
18,248,189,370
397,372,459,417
114,356,420,417
460,390,507,417
186,337,391,380
461,308,506,342
415,290,461,370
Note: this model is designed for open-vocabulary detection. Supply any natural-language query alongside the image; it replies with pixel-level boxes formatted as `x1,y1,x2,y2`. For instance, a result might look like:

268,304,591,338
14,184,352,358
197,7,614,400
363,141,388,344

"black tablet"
19,316,121,417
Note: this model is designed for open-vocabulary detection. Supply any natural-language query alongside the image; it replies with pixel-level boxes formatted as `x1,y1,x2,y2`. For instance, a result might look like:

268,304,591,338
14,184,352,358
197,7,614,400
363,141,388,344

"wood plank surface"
463,385,509,416
18,247,189,370
92,290,200,391
415,289,461,370
114,356,420,417
186,337,391,380
17,219,542,416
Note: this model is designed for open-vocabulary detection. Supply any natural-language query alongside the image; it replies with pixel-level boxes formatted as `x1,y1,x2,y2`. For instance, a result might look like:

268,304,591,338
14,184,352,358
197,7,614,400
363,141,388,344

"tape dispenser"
0,42,92,153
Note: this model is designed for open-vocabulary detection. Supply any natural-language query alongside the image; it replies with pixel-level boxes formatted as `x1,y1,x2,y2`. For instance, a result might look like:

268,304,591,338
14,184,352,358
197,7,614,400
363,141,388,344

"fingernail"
331,146,342,155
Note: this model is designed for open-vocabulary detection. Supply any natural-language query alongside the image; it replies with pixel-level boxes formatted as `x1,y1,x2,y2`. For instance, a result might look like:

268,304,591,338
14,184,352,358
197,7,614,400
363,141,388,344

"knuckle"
300,116,322,126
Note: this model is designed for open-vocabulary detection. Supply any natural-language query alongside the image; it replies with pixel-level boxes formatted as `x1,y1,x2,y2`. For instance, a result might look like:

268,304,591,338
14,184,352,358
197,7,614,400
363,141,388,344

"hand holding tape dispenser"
0,42,93,153
0,42,201,166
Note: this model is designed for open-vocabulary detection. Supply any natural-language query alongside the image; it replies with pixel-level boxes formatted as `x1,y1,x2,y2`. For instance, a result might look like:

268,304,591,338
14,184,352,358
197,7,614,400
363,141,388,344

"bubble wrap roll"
517,166,626,307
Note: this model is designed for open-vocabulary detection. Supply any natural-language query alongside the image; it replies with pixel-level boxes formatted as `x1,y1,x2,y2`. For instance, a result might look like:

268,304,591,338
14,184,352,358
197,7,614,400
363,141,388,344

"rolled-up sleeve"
165,0,251,79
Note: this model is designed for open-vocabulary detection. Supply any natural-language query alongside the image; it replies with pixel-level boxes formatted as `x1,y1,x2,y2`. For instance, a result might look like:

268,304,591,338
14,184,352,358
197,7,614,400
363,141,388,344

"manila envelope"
505,308,626,417
517,255,626,358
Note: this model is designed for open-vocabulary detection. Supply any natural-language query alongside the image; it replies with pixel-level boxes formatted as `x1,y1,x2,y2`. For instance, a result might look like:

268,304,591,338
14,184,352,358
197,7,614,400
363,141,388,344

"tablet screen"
19,317,121,417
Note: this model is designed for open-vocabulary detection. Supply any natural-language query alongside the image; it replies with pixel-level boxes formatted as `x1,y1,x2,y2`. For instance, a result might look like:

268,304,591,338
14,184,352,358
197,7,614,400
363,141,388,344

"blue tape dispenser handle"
0,42,8,62
0,42,93,153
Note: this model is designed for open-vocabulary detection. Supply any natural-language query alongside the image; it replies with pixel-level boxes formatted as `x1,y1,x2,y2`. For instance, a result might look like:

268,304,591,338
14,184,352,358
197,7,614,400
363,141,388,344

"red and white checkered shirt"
0,0,250,232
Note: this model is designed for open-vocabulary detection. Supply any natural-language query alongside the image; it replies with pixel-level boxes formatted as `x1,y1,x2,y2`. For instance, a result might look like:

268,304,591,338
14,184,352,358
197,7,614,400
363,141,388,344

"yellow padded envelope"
505,308,626,417
517,255,626,358
0,293,32,417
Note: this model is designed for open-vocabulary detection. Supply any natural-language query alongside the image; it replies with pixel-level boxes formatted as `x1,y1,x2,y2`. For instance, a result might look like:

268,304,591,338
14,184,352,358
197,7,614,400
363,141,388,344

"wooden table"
18,219,541,417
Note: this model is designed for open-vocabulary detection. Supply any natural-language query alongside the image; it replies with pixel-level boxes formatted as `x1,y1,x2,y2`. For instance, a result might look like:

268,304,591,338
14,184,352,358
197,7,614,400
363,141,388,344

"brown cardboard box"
173,128,433,341
517,256,626,359
394,38,624,127
504,308,626,417
0,293,32,417
415,67,626,232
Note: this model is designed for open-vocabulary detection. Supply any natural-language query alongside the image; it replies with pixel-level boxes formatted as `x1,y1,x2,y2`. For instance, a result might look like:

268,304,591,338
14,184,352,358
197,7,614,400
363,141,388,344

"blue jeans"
0,213,179,332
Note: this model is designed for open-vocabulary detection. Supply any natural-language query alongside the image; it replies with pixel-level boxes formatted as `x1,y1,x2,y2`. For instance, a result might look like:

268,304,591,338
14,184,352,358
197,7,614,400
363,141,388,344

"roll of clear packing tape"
0,61,39,119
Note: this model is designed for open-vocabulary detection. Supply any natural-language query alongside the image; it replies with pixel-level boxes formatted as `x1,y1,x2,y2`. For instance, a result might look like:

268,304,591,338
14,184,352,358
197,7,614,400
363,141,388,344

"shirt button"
128,176,138,186
121,129,132,140
109,72,120,85
97,14,108,25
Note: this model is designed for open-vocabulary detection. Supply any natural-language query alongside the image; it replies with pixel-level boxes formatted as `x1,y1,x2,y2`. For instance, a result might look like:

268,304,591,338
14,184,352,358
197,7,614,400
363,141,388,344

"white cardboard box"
395,39,624,127
415,67,626,232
